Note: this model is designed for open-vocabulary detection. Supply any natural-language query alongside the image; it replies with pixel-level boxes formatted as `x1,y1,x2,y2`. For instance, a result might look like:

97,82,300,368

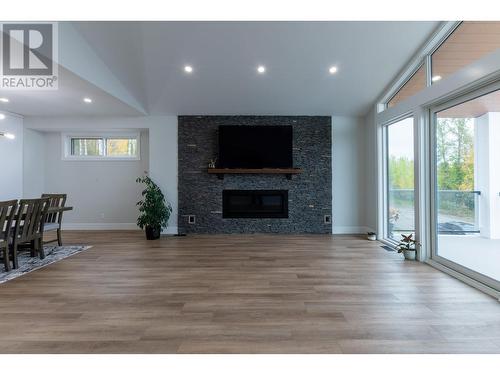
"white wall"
332,116,372,234
24,116,178,233
23,128,45,198
23,115,372,235
488,113,500,239
475,112,500,239
40,131,148,228
363,108,378,232
147,118,178,234
0,114,23,201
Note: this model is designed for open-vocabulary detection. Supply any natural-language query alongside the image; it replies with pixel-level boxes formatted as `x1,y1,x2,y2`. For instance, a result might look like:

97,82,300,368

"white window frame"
373,24,500,298
377,21,461,112
429,81,500,294
379,113,416,247
385,62,425,109
62,132,141,161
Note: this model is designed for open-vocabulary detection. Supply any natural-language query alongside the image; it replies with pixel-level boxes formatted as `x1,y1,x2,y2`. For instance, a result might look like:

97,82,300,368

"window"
432,21,500,83
71,138,104,156
432,88,500,287
382,21,500,111
376,22,500,297
63,133,140,160
387,65,426,108
385,117,415,241
106,138,138,157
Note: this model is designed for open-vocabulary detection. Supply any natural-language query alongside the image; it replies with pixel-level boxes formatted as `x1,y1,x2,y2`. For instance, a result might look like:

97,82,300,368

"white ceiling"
0,21,440,118
0,67,142,117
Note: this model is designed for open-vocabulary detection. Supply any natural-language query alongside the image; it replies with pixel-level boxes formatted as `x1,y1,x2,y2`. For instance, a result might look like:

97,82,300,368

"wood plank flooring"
0,231,499,353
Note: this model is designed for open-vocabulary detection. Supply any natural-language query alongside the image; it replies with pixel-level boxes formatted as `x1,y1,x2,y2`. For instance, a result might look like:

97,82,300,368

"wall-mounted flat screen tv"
218,125,293,168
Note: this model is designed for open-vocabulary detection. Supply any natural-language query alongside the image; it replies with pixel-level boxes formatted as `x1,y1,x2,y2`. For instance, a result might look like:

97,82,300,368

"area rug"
0,245,92,284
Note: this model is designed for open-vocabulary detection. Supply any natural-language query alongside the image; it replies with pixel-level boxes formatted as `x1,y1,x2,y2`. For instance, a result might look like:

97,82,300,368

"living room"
1,1,500,373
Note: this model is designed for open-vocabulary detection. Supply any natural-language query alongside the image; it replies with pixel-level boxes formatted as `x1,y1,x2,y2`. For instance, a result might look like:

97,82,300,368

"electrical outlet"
324,215,332,224
188,215,196,224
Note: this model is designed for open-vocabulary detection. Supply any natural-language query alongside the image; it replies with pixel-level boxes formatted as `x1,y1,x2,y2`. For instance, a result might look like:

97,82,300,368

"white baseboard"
63,223,370,236
62,223,178,234
332,226,374,234
62,223,139,230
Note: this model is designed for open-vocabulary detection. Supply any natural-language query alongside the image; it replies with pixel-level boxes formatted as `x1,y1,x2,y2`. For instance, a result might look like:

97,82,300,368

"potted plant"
136,176,172,240
396,233,419,260
367,231,377,241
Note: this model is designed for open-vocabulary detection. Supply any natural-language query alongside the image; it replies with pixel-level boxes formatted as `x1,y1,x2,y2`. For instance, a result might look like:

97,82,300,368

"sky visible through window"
388,118,414,160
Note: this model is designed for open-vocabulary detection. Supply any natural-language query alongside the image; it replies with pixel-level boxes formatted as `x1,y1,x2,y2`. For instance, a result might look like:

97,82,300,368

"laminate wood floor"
0,231,499,354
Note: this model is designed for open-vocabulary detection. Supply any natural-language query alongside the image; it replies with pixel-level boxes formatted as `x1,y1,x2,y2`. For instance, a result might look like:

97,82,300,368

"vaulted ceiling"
0,21,440,117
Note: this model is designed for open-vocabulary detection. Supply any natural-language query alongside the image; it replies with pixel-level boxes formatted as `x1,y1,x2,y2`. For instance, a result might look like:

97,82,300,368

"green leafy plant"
136,176,172,230
396,233,419,254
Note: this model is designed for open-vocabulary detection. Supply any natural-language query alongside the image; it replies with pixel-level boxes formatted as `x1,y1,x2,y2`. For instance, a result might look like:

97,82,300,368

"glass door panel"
434,89,500,284
386,117,415,241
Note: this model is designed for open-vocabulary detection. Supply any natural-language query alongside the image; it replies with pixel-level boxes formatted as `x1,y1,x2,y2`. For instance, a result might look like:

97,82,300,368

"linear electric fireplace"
223,190,288,218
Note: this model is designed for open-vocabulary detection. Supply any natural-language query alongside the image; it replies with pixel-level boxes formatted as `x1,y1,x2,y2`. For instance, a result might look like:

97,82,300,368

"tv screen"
218,125,293,168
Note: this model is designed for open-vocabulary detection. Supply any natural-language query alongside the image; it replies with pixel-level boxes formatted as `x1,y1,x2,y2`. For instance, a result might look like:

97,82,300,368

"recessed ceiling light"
432,75,442,82
0,114,5,120
83,97,92,103
329,66,338,74
184,65,193,73
0,98,9,103
257,65,266,74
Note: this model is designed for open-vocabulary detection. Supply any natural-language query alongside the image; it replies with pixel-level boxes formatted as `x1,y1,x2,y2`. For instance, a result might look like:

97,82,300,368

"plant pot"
403,249,416,260
145,225,161,240
367,234,376,241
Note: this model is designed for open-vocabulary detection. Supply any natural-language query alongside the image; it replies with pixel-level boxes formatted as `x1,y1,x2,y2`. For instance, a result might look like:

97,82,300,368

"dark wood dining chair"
0,200,18,272
11,198,50,268
41,194,67,246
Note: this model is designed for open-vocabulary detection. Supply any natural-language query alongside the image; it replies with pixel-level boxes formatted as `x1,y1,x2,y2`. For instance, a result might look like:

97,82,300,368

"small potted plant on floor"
136,175,172,240
396,233,419,260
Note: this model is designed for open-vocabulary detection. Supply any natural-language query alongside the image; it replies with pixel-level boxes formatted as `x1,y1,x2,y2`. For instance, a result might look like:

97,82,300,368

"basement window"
62,133,140,160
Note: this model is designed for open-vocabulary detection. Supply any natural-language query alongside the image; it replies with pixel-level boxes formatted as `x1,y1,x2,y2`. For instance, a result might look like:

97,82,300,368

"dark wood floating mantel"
208,168,303,180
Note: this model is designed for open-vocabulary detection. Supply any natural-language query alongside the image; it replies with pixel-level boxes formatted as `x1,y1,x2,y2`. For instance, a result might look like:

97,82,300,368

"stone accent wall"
178,116,332,234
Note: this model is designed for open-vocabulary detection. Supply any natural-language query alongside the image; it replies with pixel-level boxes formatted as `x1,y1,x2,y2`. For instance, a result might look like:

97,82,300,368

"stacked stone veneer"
178,116,332,234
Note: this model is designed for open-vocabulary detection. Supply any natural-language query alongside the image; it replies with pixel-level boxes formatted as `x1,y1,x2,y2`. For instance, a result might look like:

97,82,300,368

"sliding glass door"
431,87,500,289
385,117,415,242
